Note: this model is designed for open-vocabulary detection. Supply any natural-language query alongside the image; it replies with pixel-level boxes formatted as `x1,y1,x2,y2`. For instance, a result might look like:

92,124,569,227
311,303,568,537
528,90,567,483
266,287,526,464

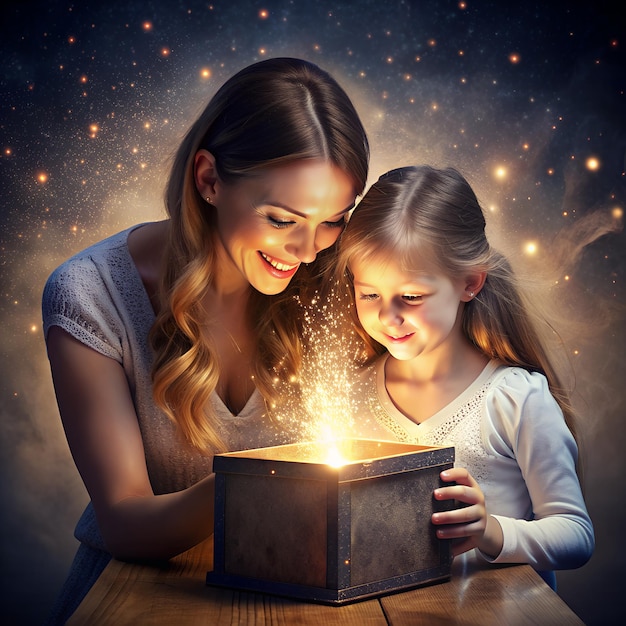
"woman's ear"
461,271,487,302
194,149,219,202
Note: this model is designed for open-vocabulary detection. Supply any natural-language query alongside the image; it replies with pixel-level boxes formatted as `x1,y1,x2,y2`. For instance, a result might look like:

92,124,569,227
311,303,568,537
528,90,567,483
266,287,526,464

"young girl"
42,57,368,623
336,165,594,588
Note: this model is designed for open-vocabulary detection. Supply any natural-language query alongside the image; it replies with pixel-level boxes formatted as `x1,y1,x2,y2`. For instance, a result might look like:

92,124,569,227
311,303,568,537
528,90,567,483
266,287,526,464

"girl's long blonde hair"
336,165,578,441
150,58,369,451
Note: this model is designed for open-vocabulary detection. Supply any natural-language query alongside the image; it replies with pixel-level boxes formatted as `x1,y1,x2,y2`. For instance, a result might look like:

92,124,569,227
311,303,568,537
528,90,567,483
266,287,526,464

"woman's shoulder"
44,224,149,290
42,224,153,350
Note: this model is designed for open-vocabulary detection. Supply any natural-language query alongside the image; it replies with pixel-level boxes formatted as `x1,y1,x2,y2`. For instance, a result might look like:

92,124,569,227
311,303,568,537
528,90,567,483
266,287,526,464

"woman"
42,57,369,623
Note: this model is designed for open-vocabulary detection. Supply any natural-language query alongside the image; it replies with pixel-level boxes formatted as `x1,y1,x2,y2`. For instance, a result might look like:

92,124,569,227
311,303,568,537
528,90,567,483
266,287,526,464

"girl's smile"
350,253,469,362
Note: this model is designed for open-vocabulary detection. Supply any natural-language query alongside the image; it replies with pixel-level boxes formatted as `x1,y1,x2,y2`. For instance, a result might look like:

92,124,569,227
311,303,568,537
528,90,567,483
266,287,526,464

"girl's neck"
383,342,489,425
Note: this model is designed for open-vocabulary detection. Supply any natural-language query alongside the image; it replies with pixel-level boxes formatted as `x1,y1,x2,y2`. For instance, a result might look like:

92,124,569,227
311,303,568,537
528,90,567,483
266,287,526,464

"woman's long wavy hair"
336,165,578,442
150,58,369,451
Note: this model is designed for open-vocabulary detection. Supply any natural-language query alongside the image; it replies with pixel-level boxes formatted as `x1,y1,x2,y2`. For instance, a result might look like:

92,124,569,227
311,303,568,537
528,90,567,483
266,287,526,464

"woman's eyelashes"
267,215,294,228
266,214,347,229
323,216,347,228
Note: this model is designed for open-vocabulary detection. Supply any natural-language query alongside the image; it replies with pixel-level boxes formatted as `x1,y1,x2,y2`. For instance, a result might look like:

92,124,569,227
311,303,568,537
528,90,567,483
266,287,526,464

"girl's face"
212,159,356,295
350,252,469,361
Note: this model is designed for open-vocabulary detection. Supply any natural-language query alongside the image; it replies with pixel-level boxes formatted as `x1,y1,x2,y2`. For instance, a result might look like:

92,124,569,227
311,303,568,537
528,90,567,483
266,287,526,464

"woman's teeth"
261,252,297,272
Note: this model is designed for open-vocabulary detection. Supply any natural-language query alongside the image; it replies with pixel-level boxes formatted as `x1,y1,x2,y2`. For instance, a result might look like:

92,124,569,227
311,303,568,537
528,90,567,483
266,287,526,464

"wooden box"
206,438,455,604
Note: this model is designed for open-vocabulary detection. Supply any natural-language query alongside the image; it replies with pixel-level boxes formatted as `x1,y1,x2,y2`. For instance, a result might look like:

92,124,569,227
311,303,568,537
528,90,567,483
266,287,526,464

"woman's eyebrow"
264,201,355,219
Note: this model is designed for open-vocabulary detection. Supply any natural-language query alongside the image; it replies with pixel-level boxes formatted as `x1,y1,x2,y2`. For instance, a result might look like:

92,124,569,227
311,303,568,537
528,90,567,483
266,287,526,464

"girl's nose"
379,300,404,326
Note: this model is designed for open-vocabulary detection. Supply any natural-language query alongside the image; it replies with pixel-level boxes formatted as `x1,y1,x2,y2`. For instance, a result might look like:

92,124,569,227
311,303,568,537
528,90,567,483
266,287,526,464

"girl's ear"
461,271,487,302
194,149,219,201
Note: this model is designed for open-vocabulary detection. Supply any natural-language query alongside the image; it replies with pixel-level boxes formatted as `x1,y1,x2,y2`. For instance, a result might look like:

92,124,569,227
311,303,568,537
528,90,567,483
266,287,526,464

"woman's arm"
47,326,215,561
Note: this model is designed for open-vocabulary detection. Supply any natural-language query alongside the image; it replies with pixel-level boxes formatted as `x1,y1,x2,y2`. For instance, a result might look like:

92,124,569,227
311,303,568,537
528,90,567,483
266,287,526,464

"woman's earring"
205,196,212,204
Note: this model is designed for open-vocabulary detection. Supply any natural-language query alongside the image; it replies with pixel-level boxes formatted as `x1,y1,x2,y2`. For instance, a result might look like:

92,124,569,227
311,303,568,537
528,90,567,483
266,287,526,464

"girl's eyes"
402,294,423,303
357,293,424,303
358,293,379,301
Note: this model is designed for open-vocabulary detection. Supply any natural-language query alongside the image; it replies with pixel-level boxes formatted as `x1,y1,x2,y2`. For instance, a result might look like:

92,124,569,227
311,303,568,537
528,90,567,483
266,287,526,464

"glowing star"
142,21,153,32
494,166,507,179
509,53,521,64
585,157,600,171
258,9,269,19
200,67,212,80
36,171,49,184
524,241,538,255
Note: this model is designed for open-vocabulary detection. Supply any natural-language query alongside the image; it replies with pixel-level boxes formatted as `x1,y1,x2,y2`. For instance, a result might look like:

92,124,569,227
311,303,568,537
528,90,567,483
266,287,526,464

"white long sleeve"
355,357,594,572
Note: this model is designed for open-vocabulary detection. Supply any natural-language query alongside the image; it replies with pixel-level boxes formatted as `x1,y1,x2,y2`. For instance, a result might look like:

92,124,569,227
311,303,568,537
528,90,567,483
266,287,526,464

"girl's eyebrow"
264,201,355,219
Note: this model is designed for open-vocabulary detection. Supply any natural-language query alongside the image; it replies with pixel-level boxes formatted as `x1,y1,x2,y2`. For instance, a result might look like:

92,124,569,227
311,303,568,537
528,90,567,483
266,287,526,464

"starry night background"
1,1,624,623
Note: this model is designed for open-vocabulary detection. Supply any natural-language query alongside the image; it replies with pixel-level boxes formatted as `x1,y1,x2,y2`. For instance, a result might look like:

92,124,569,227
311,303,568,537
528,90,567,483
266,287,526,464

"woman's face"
211,159,356,295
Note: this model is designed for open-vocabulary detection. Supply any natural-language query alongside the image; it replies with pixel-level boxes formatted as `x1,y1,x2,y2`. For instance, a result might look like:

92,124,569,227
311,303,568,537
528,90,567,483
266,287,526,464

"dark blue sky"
1,1,624,623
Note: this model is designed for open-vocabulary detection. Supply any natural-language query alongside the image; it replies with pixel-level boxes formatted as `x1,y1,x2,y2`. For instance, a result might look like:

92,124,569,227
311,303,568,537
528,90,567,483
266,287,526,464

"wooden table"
68,536,584,625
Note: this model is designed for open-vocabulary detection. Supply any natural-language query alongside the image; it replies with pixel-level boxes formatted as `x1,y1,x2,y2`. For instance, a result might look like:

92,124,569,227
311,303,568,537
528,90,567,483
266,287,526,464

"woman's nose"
286,227,318,264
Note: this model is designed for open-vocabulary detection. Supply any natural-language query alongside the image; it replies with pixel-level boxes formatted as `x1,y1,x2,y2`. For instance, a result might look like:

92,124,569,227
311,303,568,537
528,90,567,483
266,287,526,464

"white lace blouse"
355,354,594,575
42,225,288,546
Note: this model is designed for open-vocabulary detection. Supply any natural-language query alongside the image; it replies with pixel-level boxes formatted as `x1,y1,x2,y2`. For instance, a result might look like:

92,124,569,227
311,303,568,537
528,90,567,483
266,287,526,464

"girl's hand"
432,467,503,558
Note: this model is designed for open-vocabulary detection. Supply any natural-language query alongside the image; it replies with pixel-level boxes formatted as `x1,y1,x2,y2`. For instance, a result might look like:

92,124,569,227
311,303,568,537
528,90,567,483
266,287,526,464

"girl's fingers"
434,484,483,506
440,467,478,488
432,504,483,526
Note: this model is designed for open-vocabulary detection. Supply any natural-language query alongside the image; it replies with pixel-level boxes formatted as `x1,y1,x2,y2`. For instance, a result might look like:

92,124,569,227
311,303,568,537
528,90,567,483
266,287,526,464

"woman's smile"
259,252,300,278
